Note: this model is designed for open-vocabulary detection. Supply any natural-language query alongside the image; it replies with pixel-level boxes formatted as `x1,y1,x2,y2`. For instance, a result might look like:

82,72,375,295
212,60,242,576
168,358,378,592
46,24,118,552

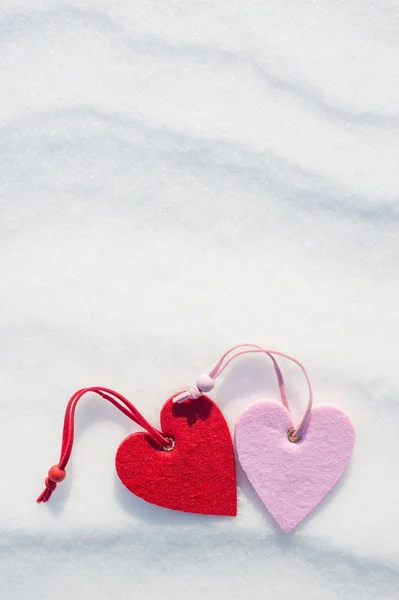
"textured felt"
115,393,237,516
235,401,355,532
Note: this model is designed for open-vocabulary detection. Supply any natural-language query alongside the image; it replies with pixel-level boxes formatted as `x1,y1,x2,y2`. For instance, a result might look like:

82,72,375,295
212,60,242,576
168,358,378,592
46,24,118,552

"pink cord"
174,344,313,438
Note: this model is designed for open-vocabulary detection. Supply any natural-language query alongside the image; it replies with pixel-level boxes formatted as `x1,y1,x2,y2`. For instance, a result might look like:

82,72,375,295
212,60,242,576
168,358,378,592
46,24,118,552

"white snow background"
1,1,399,598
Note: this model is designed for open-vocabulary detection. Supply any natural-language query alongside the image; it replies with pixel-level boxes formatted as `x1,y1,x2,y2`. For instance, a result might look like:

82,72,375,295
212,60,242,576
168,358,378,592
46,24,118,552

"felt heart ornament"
115,393,237,516
235,401,355,532
37,385,236,516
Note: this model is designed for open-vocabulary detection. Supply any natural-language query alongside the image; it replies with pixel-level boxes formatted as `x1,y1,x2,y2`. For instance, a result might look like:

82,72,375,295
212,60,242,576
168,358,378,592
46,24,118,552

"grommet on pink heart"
235,401,355,532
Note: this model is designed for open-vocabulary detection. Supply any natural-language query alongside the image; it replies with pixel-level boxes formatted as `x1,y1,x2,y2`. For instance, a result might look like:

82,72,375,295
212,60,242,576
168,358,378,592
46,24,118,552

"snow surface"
1,1,399,598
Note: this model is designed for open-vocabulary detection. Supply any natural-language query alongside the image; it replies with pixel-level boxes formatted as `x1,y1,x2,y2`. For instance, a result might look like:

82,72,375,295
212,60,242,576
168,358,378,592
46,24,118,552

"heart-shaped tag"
235,401,355,531
115,394,237,516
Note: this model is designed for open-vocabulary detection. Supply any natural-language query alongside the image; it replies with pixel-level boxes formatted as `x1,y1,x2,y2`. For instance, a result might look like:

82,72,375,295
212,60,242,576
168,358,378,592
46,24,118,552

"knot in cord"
187,386,203,399
36,478,58,503
45,478,57,493
173,374,215,403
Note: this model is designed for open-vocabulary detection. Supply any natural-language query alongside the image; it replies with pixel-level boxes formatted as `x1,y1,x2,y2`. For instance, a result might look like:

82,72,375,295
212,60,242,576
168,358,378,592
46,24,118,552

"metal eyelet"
162,436,175,451
287,428,302,443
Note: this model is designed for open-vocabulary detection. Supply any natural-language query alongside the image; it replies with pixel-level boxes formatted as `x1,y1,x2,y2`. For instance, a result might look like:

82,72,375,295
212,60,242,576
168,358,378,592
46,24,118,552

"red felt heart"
115,393,237,516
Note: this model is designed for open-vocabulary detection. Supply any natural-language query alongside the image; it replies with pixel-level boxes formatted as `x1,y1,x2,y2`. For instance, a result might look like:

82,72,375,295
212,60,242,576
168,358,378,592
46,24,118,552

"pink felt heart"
235,401,355,532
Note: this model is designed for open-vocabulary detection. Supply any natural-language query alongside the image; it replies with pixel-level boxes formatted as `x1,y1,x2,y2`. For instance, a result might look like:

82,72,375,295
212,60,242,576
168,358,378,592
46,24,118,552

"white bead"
196,374,215,393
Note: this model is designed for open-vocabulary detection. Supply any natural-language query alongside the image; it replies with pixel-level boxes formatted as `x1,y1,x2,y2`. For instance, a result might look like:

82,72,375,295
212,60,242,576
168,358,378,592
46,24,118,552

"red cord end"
37,466,66,503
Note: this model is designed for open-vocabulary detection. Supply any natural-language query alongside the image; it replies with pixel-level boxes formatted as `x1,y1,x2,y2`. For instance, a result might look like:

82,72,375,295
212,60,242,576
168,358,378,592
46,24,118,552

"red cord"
37,386,171,503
